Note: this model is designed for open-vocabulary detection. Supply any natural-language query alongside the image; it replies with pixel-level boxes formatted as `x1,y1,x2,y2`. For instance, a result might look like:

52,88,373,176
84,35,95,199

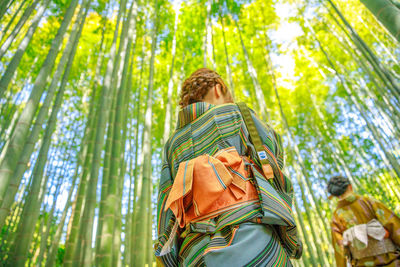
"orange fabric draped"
164,147,259,228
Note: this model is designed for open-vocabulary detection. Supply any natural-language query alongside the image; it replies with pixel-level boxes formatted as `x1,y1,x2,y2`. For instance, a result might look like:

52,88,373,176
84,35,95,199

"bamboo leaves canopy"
0,0,399,266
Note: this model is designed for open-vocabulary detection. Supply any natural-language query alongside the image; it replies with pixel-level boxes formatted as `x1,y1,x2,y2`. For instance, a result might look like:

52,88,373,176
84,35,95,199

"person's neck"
202,99,216,105
338,190,353,200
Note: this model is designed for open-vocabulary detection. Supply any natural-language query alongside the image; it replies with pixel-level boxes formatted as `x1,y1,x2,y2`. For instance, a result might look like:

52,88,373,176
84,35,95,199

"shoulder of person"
247,107,274,130
360,194,378,204
211,103,239,113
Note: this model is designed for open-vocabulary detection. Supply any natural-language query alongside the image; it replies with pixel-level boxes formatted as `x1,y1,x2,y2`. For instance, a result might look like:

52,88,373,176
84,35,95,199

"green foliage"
56,245,65,267
0,0,399,266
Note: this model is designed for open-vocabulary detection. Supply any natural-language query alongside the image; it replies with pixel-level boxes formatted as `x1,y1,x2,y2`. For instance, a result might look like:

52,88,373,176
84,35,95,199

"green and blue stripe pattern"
155,102,301,266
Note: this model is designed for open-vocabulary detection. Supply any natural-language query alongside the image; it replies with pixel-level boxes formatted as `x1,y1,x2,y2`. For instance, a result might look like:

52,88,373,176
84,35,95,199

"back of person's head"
179,68,232,108
327,175,351,197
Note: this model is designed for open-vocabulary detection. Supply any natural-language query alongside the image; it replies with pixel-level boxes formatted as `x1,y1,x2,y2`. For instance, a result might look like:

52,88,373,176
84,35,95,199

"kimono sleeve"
251,113,302,257
155,155,179,266
331,214,347,267
368,197,400,247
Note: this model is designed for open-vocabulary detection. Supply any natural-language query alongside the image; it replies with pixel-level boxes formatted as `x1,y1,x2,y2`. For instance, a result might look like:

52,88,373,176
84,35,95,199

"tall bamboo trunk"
70,0,129,265
0,0,13,20
205,0,215,69
360,0,400,42
95,59,119,262
0,0,28,42
112,14,137,267
0,0,40,61
203,0,211,67
312,24,400,180
356,15,400,66
325,0,400,95
292,161,329,266
121,57,136,266
293,199,319,267
62,91,99,266
162,6,179,149
262,40,331,238
310,95,360,188
0,0,79,208
0,0,51,100
90,7,113,263
134,0,158,265
97,1,138,264
45,157,81,267
235,20,270,121
219,9,235,98
7,6,87,262
320,18,400,123
36,149,73,267
130,37,146,266
0,0,88,230
63,5,119,264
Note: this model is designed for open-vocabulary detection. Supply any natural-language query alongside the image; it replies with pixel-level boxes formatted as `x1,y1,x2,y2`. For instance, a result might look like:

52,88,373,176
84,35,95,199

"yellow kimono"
331,194,400,266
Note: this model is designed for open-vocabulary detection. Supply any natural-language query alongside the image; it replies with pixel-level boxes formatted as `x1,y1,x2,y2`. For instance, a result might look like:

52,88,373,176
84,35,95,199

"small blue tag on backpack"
257,151,267,160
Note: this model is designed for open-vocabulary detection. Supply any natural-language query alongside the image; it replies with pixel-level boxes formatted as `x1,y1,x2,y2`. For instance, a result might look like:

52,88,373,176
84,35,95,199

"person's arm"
367,197,400,246
155,149,178,267
331,216,348,267
274,129,305,258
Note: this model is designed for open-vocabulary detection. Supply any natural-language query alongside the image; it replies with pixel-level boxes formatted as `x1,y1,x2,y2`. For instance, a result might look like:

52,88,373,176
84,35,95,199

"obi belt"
164,146,259,228
343,219,396,259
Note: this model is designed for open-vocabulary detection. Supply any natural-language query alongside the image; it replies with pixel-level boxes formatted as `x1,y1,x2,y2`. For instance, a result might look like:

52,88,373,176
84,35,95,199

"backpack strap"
236,102,274,180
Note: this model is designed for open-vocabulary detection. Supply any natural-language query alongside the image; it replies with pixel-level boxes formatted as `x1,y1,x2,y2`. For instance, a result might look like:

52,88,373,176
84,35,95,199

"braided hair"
327,175,351,197
179,68,230,108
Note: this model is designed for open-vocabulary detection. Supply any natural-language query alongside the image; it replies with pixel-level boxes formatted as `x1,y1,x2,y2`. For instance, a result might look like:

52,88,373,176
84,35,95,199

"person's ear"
214,84,222,99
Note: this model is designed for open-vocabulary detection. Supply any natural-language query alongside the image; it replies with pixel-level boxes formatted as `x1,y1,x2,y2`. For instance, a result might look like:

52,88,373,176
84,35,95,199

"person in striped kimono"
155,68,302,266
328,176,400,267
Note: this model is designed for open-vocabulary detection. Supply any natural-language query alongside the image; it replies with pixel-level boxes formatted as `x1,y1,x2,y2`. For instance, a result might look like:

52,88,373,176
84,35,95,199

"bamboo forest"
0,0,399,266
